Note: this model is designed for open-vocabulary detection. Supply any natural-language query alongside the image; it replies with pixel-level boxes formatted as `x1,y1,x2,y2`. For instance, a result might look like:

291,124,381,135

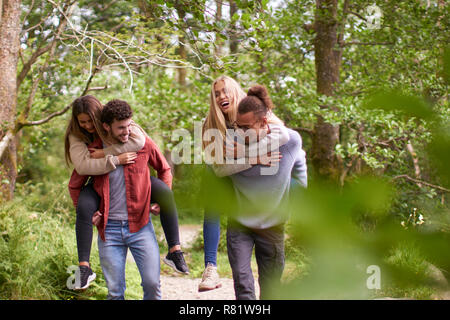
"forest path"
128,224,259,300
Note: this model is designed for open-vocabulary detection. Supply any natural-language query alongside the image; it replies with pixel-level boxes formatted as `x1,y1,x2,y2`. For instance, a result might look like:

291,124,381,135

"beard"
110,131,129,144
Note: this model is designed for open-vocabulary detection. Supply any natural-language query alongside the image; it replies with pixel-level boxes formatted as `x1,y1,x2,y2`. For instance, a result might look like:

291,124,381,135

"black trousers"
226,220,285,300
75,176,180,263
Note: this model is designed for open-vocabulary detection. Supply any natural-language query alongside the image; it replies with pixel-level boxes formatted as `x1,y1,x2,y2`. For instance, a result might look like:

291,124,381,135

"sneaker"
75,265,96,290
198,263,222,292
163,250,190,275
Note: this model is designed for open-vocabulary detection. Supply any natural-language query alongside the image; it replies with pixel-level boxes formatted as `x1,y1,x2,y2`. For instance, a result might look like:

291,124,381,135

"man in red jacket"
69,99,171,300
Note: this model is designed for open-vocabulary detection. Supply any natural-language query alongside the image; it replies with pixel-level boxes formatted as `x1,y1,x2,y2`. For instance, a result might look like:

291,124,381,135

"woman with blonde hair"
64,95,188,290
198,76,289,292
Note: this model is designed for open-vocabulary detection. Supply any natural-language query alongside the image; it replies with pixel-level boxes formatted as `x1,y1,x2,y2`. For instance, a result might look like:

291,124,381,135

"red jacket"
68,136,172,241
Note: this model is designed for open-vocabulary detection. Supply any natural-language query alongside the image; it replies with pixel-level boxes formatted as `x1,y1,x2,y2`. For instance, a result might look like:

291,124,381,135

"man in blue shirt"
227,85,307,300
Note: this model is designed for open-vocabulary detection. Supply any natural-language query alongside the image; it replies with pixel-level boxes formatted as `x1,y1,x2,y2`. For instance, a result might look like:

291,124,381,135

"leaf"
362,90,434,120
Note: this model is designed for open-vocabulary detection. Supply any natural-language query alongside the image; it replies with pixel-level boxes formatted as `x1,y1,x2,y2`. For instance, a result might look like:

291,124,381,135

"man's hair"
101,99,133,125
237,84,274,120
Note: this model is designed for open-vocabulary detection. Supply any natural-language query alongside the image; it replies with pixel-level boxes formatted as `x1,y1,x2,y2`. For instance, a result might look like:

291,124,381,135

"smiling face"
103,118,132,144
77,113,96,134
214,80,232,115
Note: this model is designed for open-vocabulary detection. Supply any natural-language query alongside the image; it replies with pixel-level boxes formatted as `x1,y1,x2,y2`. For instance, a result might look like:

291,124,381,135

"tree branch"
19,104,72,128
293,127,314,137
17,42,53,89
348,10,366,21
393,175,450,193
337,0,351,47
18,67,99,129
19,2,73,121
86,84,108,92
341,41,395,47
406,142,422,187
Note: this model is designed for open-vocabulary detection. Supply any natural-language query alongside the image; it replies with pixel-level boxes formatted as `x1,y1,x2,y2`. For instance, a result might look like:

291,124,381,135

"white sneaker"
198,263,222,292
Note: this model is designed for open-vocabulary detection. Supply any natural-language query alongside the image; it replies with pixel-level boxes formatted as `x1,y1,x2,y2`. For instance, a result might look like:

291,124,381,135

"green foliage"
4,0,449,300
0,187,77,299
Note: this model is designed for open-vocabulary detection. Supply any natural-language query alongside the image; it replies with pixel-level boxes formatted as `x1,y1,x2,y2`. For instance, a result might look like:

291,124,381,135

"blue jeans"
203,178,301,267
203,212,221,267
97,219,161,300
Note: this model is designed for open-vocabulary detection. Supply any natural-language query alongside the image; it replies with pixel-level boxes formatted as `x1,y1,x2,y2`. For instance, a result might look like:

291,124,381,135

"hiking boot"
163,250,190,275
198,263,222,292
75,265,96,290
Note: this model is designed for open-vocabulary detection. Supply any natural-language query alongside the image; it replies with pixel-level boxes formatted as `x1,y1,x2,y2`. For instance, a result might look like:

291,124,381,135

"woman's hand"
117,152,137,165
88,148,105,159
92,211,103,227
249,151,282,166
223,141,246,159
150,203,160,216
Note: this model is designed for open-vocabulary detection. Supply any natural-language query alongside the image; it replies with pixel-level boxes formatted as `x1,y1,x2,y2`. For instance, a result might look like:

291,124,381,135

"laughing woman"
64,95,188,289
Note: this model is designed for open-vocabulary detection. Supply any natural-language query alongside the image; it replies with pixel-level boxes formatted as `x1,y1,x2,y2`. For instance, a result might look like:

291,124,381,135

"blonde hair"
202,75,246,149
202,76,285,150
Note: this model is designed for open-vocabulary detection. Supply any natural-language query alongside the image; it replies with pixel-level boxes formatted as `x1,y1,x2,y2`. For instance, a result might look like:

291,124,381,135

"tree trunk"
177,38,187,87
311,0,341,181
0,0,22,201
175,4,187,87
214,0,223,58
436,0,446,85
229,0,238,55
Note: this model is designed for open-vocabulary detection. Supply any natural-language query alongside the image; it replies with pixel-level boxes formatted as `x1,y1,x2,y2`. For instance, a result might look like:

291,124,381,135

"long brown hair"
64,95,106,165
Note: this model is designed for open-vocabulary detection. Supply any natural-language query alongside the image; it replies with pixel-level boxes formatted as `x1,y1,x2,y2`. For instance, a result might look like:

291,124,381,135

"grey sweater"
230,129,307,229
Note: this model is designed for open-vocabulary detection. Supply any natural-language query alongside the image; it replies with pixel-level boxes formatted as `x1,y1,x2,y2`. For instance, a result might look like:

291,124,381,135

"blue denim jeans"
98,219,161,300
202,178,300,267
203,212,221,267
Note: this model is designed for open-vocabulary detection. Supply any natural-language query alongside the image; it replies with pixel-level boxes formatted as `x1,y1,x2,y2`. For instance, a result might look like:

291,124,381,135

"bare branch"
19,3,73,121
93,0,120,12
17,42,53,89
19,104,72,128
406,142,422,187
342,41,395,47
293,127,314,136
86,84,108,92
337,0,351,47
18,69,99,129
348,10,366,21
21,0,37,32
393,175,450,193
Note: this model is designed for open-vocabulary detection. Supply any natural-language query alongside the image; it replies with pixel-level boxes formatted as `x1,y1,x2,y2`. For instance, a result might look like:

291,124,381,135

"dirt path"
160,224,258,300
126,224,258,300
161,275,238,300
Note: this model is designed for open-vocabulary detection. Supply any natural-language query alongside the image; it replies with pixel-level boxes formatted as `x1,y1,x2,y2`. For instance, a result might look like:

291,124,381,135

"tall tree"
229,0,238,55
0,0,22,200
0,0,198,200
214,0,223,58
175,1,187,86
311,0,341,182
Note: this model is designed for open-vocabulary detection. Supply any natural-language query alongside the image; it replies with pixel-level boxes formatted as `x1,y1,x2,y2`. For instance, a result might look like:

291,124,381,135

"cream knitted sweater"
68,122,146,175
